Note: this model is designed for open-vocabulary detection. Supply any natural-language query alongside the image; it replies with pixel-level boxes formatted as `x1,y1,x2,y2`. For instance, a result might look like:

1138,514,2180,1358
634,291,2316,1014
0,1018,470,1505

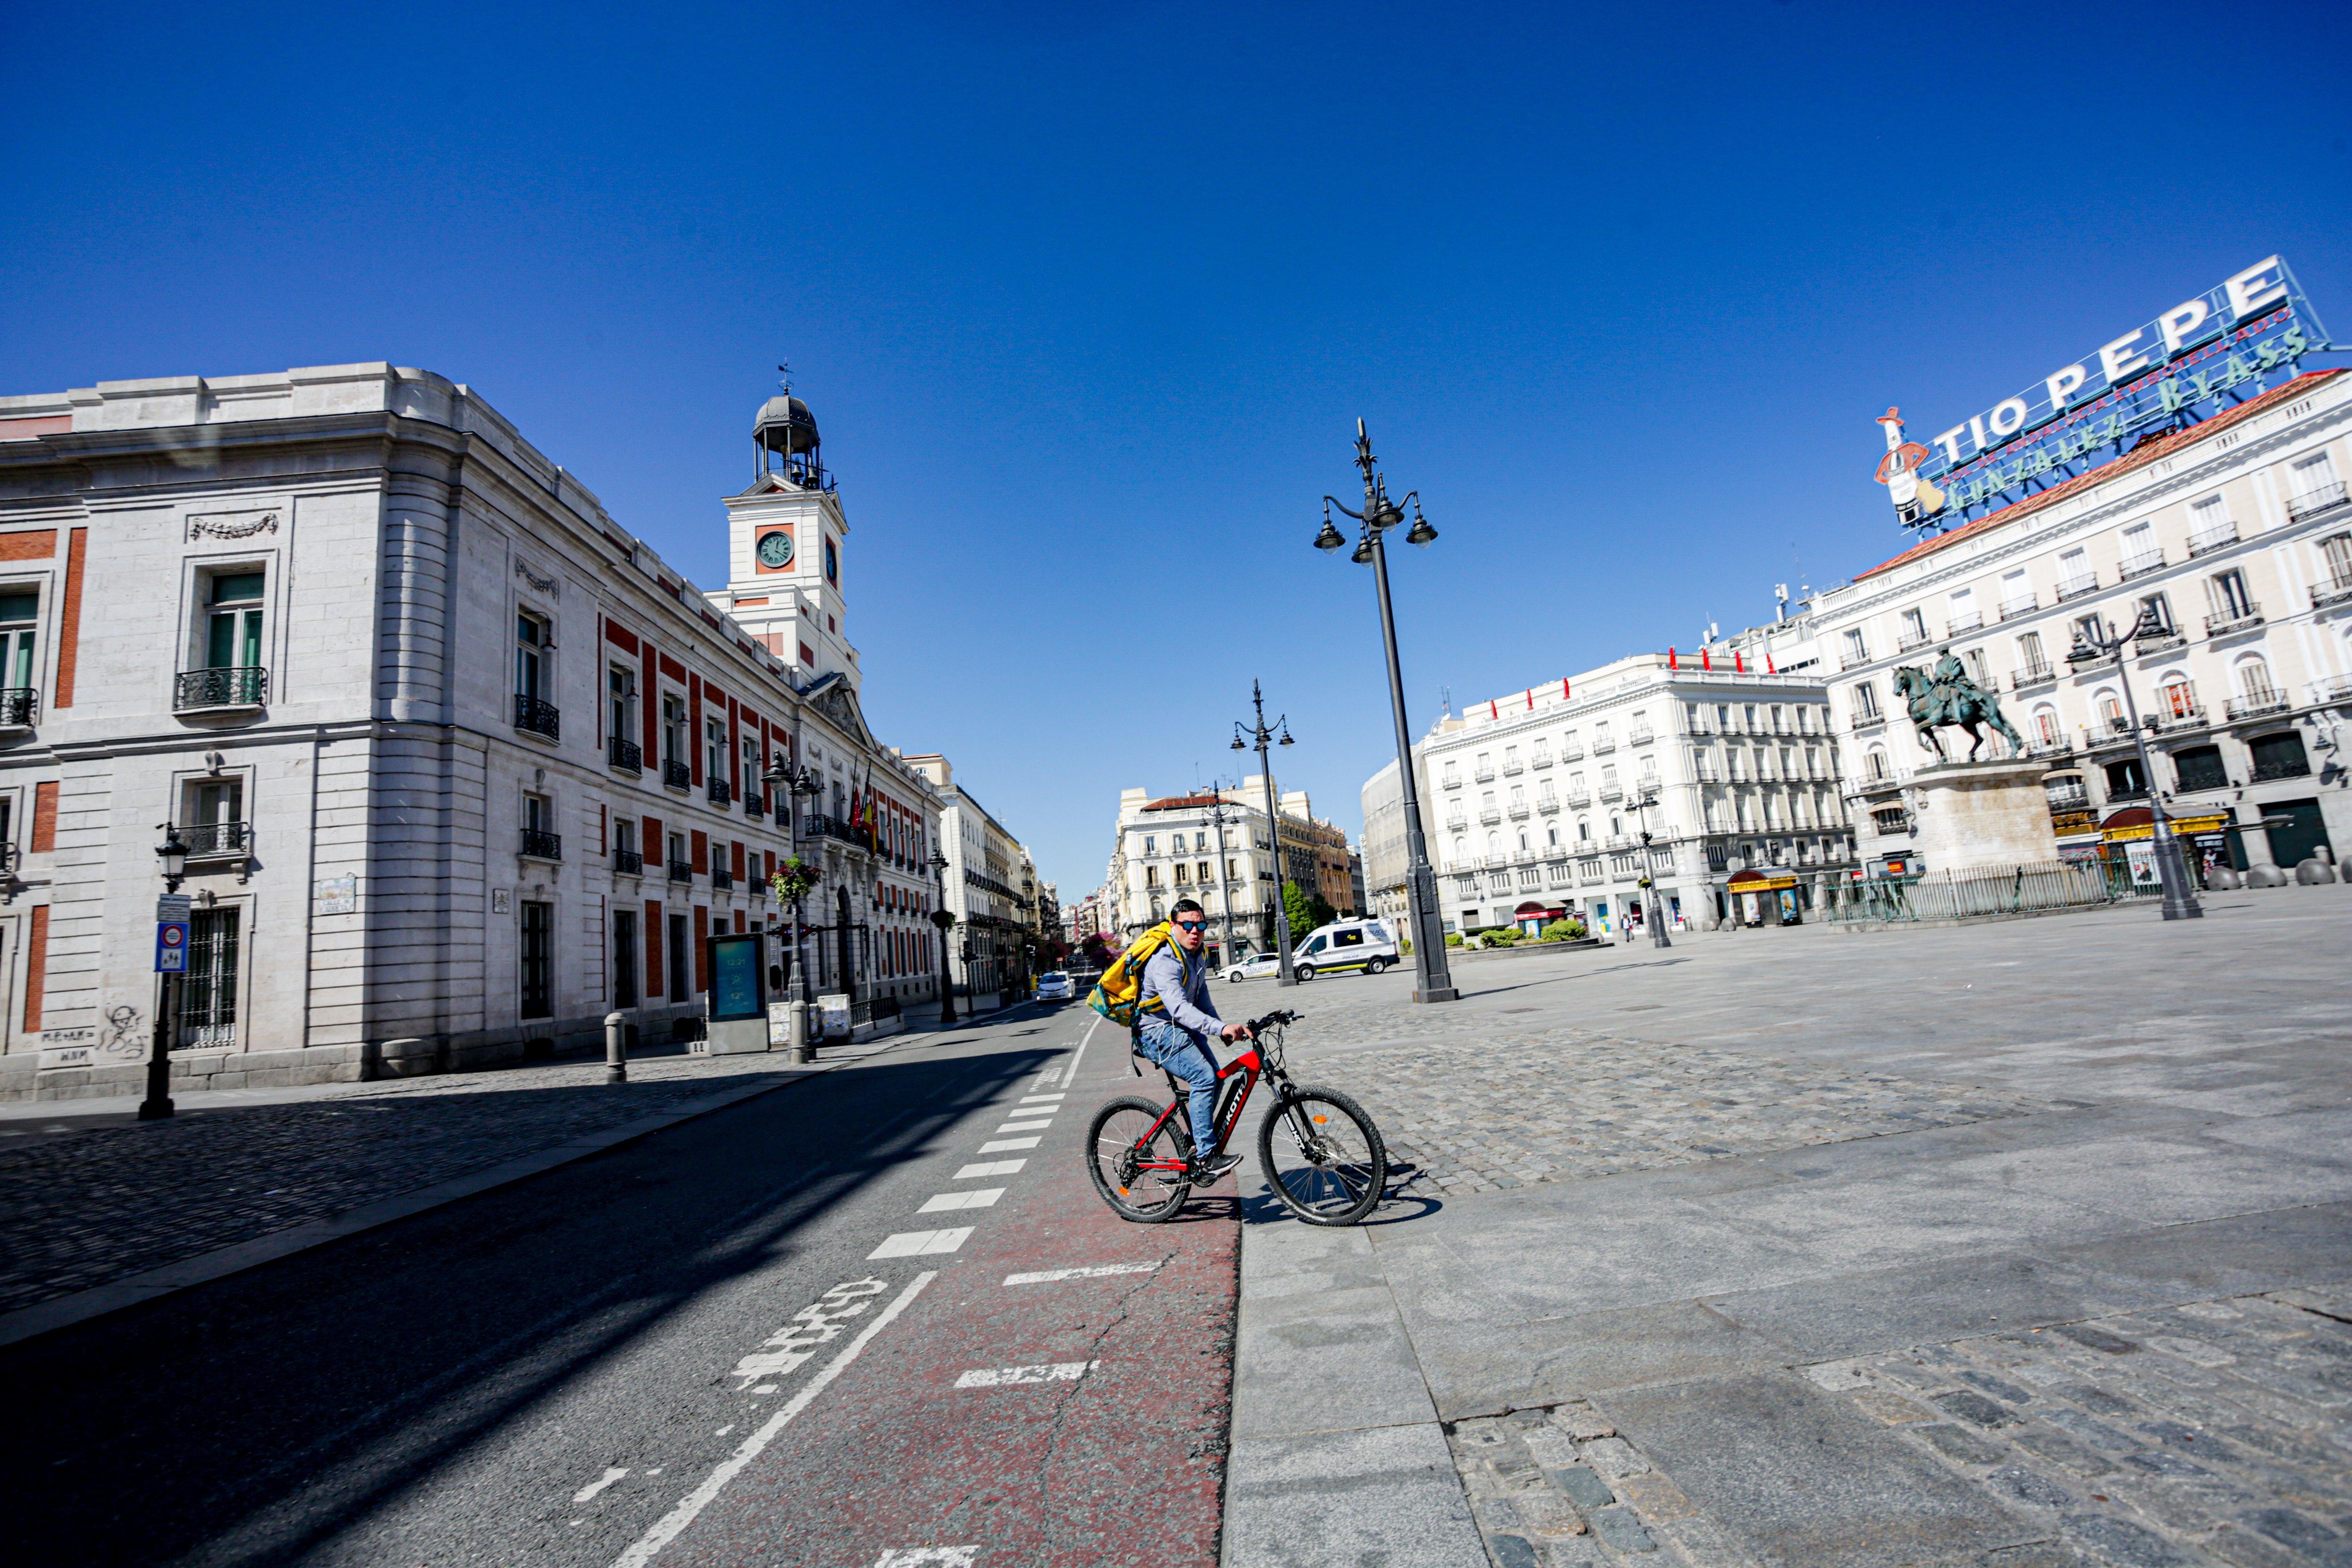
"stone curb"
0,1000,1053,1352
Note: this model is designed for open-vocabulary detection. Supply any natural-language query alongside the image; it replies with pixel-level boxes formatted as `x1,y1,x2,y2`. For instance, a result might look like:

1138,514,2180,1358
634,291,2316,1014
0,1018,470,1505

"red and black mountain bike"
1085,1010,1387,1227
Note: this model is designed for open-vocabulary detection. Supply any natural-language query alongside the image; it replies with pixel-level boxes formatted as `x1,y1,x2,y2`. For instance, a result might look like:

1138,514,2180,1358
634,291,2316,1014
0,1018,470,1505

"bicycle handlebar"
1246,1009,1300,1034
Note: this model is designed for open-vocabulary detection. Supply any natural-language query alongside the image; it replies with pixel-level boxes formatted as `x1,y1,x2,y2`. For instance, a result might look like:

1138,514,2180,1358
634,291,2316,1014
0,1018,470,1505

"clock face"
756,530,795,569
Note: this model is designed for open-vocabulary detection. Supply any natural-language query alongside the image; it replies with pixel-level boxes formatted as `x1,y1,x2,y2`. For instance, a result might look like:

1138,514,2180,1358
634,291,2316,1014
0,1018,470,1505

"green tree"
1281,882,1320,942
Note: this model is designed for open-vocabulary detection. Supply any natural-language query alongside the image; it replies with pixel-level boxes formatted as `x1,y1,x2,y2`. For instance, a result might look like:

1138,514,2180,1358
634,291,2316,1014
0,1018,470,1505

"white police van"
1285,918,1400,981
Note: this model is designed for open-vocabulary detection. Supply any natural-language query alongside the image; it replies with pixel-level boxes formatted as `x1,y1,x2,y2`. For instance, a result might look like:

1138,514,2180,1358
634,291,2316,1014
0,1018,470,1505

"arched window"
1867,747,1888,780
1577,818,1591,841
1486,832,1500,858
1516,831,1529,852
2096,690,2125,731
1546,826,1559,847
2031,704,2061,746
1451,835,1466,863
1610,815,1622,836
2156,671,2198,719
2234,654,2276,703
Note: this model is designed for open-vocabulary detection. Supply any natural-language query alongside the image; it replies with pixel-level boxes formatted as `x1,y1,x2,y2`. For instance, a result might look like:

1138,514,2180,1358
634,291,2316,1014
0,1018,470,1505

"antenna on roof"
1439,684,1452,717
777,361,792,394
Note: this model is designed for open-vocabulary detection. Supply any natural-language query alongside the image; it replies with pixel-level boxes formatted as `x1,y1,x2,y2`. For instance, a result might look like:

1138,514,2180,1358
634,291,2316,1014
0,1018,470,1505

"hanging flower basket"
771,856,821,903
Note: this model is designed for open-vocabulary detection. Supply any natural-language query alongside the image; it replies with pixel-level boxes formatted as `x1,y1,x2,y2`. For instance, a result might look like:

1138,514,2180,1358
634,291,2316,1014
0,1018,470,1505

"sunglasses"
1174,920,1207,932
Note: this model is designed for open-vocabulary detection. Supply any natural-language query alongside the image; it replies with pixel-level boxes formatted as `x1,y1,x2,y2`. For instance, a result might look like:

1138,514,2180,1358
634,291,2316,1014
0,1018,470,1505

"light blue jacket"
1141,944,1222,1042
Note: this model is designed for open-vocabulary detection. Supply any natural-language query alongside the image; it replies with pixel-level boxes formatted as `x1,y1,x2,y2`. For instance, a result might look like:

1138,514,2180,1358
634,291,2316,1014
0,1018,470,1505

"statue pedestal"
1909,759,2058,873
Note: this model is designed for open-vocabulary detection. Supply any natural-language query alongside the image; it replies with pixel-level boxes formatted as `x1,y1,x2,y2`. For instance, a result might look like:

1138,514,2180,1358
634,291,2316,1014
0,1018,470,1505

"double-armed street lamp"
1622,789,1672,949
1205,790,1240,967
139,825,191,1122
763,754,828,1001
929,848,959,1026
1231,683,1297,986
1313,420,1458,1003
2068,612,2204,921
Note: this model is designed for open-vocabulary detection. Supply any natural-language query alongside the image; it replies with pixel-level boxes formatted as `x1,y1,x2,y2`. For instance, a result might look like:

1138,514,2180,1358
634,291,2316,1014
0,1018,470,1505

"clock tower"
714,384,859,695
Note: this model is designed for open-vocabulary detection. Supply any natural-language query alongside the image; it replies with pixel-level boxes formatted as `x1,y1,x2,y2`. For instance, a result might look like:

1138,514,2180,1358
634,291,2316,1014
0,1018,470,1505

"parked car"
1034,971,1073,1002
1288,918,1399,981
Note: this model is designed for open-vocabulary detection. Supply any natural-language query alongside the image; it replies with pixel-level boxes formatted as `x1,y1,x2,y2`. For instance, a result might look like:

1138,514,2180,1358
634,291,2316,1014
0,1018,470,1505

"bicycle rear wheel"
1257,1086,1387,1226
1086,1095,1193,1223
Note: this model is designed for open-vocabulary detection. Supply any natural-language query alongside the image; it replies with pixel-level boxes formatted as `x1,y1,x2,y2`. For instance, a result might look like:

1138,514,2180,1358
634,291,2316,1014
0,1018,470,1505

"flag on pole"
1767,653,1777,674
1734,650,1746,673
1562,678,1570,700
1701,647,1713,671
1668,647,1677,670
1525,689,1533,710
1490,699,1499,719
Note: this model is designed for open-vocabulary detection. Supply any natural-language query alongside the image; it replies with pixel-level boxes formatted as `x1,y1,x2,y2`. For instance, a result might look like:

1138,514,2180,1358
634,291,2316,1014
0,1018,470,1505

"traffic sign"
155,921,190,974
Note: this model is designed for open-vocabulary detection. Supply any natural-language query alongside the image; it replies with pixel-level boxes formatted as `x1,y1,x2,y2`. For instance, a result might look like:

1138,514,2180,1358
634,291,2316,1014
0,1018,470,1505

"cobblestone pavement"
1254,988,2058,1197
0,1043,868,1316
1448,1284,2352,1568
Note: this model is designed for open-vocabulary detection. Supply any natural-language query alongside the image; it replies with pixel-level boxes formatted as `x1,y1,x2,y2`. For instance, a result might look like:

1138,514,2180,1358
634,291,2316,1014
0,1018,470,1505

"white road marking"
573,1467,629,1503
954,1160,1025,1178
917,1188,1003,1213
994,1120,1052,1134
874,1549,979,1567
867,1227,973,1258
1019,1093,1065,1105
954,1361,1098,1388
612,1272,937,1568
1002,1262,1162,1286
1061,1015,1103,1087
978,1137,1039,1153
729,1278,892,1386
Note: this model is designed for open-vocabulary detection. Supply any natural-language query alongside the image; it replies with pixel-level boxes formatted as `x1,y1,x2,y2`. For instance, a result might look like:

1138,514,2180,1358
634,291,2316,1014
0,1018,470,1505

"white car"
1034,971,1073,1003
1222,952,1279,983
1289,919,1400,981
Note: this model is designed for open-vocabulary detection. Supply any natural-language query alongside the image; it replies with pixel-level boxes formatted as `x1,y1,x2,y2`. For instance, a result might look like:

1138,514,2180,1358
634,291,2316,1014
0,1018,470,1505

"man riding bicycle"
1136,899,1254,1183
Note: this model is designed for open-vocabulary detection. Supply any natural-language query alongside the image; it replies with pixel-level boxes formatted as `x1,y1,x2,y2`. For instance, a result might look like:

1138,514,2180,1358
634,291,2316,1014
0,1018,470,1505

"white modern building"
903,754,1035,1008
1409,657,1853,937
1812,367,2352,879
0,363,944,1100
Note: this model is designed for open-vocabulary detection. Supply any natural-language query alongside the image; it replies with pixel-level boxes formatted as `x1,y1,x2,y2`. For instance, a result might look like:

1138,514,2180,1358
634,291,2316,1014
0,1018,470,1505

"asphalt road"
0,1003,1243,1568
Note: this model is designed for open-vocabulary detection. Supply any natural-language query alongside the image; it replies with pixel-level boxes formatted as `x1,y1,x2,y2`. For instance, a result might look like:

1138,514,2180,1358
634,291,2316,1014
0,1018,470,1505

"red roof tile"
1855,370,2344,581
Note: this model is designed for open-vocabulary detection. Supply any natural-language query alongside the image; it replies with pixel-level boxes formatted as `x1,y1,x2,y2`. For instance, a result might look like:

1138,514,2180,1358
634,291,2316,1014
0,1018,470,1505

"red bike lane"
644,1046,1243,1568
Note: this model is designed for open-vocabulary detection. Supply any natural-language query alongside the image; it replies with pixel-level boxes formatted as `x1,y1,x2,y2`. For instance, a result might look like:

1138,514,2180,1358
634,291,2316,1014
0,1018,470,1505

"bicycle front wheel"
1086,1095,1193,1223
1257,1086,1387,1226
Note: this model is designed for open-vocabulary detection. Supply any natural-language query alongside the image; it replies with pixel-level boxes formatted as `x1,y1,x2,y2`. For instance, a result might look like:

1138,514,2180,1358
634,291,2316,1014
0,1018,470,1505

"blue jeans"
1136,1019,1220,1157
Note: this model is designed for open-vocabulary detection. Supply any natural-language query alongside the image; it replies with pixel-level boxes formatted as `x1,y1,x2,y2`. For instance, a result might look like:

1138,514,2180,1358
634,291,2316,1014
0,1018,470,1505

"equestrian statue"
1891,648,2026,762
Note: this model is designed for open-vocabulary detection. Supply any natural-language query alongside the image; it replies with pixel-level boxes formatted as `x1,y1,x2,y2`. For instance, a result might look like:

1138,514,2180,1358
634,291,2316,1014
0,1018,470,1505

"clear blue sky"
6,1,2349,899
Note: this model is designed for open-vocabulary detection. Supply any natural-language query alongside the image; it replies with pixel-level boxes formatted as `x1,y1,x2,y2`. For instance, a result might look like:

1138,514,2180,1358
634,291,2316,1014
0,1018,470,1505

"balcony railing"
1945,612,1984,635
2118,552,2167,581
710,867,734,890
0,688,35,728
2056,576,2099,602
1444,817,1468,833
1896,630,1934,653
1838,648,1873,671
2205,605,2264,637
1530,753,1553,768
1472,767,1495,782
2312,578,2352,611
2188,524,2239,557
1628,727,1654,745
1565,788,1592,805
1477,808,1501,825
2225,691,2292,720
743,792,767,819
668,857,693,882
1501,761,1523,775
2068,649,2119,673
2148,704,2207,732
614,847,644,876
2009,664,2057,691
2104,784,2150,803
521,828,563,860
1598,784,1624,802
2045,788,2090,813
2310,676,2352,706
1557,745,1584,762
2135,630,2186,656
1591,737,1616,754
173,666,268,711
1506,802,1530,819
663,758,692,789
2252,757,2312,781
514,693,560,740
184,821,249,857
2287,480,2348,520
1999,597,2039,621
707,778,732,807
805,812,871,850
607,737,642,772
1536,796,1560,814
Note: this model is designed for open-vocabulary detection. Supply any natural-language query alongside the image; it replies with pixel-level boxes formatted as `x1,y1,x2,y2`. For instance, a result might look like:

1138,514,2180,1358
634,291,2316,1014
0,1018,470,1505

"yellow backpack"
1087,921,1184,1027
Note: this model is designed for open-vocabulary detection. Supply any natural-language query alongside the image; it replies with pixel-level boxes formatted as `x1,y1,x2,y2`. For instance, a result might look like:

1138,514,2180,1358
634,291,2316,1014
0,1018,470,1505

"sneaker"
1195,1153,1246,1184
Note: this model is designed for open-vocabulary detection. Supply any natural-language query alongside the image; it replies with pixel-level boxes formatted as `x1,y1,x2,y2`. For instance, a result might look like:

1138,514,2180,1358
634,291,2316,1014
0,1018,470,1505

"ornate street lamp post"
929,849,959,1025
2068,612,2203,920
1232,681,1298,987
1623,788,1673,948
1314,420,1458,1003
1206,791,1240,967
765,753,827,1058
139,825,190,1122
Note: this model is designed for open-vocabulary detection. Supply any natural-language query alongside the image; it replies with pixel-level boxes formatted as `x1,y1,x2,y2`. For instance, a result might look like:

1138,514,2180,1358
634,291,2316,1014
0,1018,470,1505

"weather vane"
777,361,791,394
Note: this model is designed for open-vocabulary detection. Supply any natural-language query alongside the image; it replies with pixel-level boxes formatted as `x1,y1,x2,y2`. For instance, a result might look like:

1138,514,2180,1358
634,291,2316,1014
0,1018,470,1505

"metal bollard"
787,998,811,1065
604,1011,628,1083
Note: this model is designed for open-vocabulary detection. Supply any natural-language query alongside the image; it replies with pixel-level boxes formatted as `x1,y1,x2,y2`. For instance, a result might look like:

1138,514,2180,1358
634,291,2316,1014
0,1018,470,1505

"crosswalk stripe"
917,1188,1003,1213
954,1160,1025,1178
1002,1262,1161,1286
866,1227,973,1259
977,1138,1039,1153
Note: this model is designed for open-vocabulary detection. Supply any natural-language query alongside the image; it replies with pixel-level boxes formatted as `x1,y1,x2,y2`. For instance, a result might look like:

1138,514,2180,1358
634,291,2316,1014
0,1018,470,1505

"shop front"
2096,807,2233,892
1512,900,1567,937
1724,867,1801,927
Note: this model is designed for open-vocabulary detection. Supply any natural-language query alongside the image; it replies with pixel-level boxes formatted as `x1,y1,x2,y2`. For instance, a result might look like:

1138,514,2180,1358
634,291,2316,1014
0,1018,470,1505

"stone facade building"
0,363,941,1099
903,754,1033,1008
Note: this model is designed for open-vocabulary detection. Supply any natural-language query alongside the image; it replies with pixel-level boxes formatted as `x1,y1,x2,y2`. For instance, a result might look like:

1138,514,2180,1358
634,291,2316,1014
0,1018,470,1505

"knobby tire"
1086,1094,1193,1223
1257,1085,1386,1226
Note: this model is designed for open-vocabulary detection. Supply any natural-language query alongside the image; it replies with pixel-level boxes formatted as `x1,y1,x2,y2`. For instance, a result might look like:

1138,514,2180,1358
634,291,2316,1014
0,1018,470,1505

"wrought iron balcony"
668,857,693,882
707,778,732,807
2056,576,2100,602
2147,704,2207,732
1628,727,1654,745
2287,480,2348,520
1506,801,1530,819
2104,783,2150,803
1477,807,1501,825
1945,612,1984,635
2225,692,2291,720
613,847,644,876
1444,816,1468,832
2045,788,2090,813
1590,737,1616,754
1599,784,1624,802
514,693,560,740
2312,578,2352,611
2188,525,2239,557
1501,761,1523,775
2135,629,2187,656
2067,649,2119,673
1999,597,2039,620
1557,745,1584,761
2252,756,2312,781
743,792,767,819
520,828,562,860
2205,605,2264,637
1472,767,1495,782
662,758,692,790
184,821,249,858
1530,752,1553,768
0,687,35,729
607,737,642,773
1896,630,1934,653
1838,649,1873,671
174,666,268,712
710,867,734,890
2118,552,2167,581
2010,664,2058,690
2311,676,2352,706
1536,796,1560,814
